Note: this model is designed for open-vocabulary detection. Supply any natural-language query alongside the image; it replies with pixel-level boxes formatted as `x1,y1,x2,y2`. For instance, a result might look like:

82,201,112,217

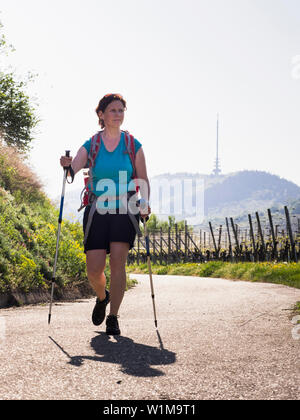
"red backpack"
78,130,139,211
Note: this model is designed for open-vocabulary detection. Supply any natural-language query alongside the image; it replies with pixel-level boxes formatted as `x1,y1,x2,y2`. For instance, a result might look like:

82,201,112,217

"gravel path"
0,275,299,400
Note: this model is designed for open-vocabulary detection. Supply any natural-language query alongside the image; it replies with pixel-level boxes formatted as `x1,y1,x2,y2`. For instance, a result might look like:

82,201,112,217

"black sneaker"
92,290,110,326
106,315,121,335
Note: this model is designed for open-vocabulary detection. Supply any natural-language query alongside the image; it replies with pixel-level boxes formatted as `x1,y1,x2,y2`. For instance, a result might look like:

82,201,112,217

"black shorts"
83,206,140,254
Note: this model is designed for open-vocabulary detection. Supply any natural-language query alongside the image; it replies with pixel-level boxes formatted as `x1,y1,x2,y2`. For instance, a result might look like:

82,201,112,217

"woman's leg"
109,242,130,316
86,249,107,301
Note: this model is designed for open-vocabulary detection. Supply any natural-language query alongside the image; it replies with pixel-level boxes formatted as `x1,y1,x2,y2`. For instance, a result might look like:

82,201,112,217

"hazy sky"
0,0,300,199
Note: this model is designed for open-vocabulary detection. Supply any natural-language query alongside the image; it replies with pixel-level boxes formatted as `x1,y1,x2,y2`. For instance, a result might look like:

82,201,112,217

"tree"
0,20,14,55
0,21,38,152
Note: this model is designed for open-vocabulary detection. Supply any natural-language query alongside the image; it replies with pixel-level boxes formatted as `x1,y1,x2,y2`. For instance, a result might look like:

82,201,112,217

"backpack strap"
88,132,102,187
85,131,102,195
78,132,102,211
124,131,139,192
124,131,136,177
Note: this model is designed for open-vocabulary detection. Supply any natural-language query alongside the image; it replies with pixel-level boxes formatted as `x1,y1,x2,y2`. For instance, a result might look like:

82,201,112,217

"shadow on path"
49,331,176,377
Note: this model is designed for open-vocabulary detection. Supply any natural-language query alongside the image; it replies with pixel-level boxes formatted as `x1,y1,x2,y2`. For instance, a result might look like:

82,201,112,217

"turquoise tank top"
82,131,142,210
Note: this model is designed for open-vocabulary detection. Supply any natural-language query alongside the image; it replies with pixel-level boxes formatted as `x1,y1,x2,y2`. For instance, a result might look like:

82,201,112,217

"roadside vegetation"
127,260,300,289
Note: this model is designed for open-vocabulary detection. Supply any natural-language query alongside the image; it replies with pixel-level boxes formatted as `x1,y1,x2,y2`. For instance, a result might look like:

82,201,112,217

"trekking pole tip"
48,314,51,325
155,320,158,328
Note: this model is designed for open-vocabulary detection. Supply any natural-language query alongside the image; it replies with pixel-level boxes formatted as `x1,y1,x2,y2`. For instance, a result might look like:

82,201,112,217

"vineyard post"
225,217,233,262
209,222,218,258
255,212,266,257
160,227,163,265
168,226,171,265
184,221,188,262
187,231,200,254
230,217,240,261
248,214,257,262
267,209,277,260
218,225,222,253
175,223,179,261
178,229,182,261
284,206,297,262
172,227,175,254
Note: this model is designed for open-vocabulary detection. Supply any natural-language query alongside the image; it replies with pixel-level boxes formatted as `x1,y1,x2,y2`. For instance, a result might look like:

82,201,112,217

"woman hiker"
60,93,151,335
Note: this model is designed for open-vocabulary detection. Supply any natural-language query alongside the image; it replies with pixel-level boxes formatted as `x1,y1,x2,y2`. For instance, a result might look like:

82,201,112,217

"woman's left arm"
135,147,151,218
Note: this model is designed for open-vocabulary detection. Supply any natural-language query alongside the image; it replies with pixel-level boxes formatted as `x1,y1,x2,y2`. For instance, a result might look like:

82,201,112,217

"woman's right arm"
60,146,88,175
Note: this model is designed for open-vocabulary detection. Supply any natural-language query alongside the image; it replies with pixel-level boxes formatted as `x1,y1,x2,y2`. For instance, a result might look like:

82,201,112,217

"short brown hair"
95,94,127,128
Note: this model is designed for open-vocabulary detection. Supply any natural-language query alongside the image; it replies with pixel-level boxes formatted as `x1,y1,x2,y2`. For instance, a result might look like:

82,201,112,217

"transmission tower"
212,113,221,176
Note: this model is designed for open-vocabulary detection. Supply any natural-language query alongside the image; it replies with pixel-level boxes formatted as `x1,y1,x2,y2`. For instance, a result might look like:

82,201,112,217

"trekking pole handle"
63,150,71,170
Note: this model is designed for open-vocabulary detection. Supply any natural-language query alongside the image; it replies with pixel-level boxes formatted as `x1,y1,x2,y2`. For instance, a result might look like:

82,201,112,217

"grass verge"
126,261,300,289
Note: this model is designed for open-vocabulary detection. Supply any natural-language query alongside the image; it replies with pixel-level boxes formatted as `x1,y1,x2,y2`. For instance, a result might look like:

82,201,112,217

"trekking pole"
48,150,70,325
142,217,158,328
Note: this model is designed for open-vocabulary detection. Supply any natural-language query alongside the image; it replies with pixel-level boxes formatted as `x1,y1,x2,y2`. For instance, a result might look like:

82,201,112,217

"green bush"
0,185,88,293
